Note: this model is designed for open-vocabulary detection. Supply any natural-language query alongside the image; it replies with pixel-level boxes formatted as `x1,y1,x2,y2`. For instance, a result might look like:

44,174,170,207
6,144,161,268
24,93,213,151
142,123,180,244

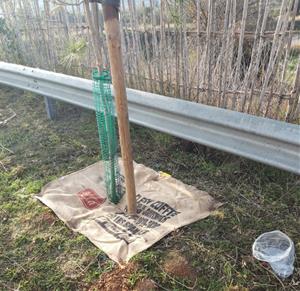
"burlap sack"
36,161,219,263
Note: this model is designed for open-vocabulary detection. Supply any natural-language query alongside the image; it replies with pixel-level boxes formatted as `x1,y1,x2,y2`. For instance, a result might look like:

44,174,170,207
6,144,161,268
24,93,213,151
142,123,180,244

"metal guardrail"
0,62,299,174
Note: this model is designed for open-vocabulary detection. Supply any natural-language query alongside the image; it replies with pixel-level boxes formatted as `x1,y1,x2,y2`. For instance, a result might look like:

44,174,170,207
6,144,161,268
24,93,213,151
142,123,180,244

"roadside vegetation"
0,0,299,121
0,87,299,290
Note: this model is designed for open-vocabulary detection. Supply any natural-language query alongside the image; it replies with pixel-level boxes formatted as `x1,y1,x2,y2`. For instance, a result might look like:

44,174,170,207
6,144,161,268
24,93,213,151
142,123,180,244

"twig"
152,280,171,291
2,255,26,272
0,109,16,126
259,263,287,290
79,255,99,275
239,193,262,209
235,246,238,265
0,143,14,154
0,160,7,171
0,281,15,291
0,207,9,215
54,0,84,6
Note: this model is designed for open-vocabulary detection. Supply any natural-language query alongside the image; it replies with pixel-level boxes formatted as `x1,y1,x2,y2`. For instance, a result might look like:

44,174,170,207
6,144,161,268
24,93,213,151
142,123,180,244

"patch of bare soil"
163,250,196,281
133,278,157,291
88,262,138,291
39,211,56,225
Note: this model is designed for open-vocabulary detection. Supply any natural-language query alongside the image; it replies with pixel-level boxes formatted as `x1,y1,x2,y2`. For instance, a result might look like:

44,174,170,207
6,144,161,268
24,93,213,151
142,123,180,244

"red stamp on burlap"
77,188,106,209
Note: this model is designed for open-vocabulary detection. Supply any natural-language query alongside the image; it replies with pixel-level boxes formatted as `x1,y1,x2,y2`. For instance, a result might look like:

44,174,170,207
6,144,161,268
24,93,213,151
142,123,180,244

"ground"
0,86,299,290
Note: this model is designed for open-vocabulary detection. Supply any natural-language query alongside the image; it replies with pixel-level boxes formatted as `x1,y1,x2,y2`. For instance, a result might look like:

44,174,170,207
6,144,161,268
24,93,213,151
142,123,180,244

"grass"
0,86,299,290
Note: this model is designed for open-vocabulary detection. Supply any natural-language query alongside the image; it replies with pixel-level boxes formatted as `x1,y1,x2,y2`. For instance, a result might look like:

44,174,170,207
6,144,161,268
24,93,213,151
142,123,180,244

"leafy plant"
0,18,23,63
59,38,87,74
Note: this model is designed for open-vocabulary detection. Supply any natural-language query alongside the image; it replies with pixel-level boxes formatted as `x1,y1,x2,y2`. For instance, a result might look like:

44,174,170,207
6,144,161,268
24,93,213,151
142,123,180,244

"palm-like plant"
60,38,87,75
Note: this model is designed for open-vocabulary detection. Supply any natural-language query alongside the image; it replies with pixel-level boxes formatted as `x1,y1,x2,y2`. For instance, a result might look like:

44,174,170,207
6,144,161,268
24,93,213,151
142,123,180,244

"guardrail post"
44,97,56,120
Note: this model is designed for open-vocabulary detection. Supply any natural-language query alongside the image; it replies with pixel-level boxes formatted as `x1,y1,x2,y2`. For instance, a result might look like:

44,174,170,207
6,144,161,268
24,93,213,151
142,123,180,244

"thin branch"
54,0,84,6
0,109,16,126
0,160,7,171
0,143,14,154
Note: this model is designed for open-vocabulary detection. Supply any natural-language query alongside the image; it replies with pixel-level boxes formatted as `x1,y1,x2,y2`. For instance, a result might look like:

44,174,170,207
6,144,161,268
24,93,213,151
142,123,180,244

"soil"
88,262,138,291
133,278,157,291
163,250,197,281
39,211,56,225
